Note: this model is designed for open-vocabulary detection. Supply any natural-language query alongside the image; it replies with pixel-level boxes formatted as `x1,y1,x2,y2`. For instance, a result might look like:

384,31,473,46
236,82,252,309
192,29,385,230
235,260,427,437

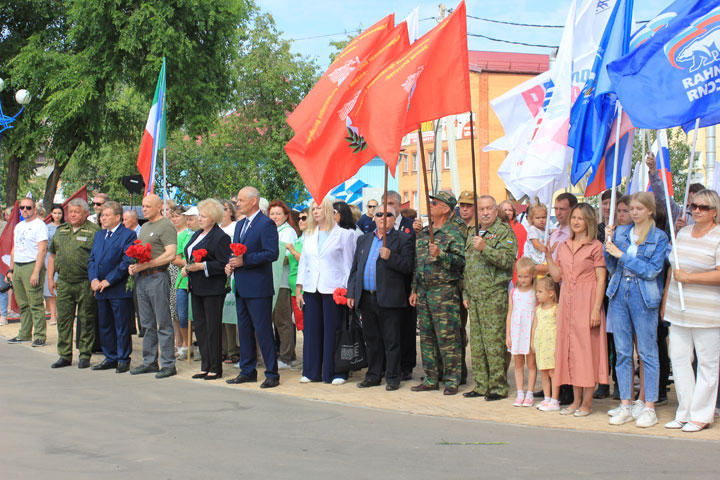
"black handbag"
334,308,368,373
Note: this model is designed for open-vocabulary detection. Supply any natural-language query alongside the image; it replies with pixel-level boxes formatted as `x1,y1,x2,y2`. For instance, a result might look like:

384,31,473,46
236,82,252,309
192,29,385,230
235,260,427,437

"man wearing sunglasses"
346,203,415,390
6,198,49,346
408,191,466,396
356,199,378,234
88,193,109,225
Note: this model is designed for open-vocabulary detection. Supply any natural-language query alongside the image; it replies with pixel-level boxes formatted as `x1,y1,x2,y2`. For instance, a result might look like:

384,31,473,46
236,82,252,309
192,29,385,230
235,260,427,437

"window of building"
399,153,408,174
403,191,409,202
443,150,450,170
412,152,417,172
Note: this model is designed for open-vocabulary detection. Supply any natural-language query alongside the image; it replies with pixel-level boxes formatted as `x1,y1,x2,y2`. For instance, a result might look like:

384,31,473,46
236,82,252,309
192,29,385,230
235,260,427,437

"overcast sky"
255,0,671,69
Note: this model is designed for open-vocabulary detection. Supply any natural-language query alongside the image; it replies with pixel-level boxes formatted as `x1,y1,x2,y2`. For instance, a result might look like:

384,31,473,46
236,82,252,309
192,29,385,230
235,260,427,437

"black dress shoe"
386,383,400,391
91,360,118,371
155,366,177,379
593,384,610,399
226,372,258,384
204,372,222,381
260,378,279,388
31,339,46,347
77,358,90,369
444,386,458,396
130,363,159,375
115,363,130,373
357,379,381,388
401,371,413,381
192,372,208,379
463,390,483,398
485,393,506,401
51,357,71,369
7,337,25,344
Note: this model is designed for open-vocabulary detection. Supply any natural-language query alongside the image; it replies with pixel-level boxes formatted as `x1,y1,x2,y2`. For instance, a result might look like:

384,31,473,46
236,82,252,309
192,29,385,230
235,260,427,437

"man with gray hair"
47,198,100,368
123,209,142,235
346,202,415,390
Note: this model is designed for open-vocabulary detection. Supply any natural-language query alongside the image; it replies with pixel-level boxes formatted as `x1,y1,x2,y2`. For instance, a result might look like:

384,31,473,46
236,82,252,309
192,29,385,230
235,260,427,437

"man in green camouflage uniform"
463,195,516,400
409,191,466,395
47,199,100,369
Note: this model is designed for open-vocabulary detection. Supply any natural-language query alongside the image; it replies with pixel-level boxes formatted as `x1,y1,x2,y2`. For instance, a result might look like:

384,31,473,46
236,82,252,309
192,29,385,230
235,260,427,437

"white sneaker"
299,376,311,383
277,360,292,370
177,347,188,360
0,316,7,326
636,408,658,428
609,406,634,425
331,378,346,385
538,401,560,412
607,402,623,416
631,399,645,419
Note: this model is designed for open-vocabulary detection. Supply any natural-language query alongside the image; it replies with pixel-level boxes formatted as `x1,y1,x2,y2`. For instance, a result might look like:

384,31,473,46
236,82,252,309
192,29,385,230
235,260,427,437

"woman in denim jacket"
604,192,669,428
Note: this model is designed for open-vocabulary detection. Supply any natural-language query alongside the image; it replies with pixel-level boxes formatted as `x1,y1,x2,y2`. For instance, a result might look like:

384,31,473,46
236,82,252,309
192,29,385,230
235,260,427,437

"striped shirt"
665,225,720,328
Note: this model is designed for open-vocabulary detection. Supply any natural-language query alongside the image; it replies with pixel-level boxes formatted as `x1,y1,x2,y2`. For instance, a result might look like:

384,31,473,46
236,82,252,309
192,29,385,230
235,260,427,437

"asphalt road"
1,342,717,479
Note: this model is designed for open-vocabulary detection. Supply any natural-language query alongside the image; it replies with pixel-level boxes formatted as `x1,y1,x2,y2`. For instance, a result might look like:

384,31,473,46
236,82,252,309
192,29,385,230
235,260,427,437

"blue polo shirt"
362,231,385,291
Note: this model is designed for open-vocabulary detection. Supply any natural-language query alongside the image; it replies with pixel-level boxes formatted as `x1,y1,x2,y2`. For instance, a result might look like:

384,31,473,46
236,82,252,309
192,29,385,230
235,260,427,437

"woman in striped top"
662,189,720,432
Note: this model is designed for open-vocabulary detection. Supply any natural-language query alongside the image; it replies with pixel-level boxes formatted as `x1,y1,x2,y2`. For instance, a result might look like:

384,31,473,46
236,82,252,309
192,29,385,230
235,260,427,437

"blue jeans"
176,288,189,328
0,275,8,317
608,276,660,402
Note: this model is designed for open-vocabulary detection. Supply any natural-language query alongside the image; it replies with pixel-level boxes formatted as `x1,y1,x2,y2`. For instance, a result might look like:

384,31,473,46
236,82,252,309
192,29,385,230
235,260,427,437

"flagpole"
657,129,685,311
682,118,701,221
382,163,388,248
608,103,623,226
418,129,434,244
162,147,168,215
469,112,479,236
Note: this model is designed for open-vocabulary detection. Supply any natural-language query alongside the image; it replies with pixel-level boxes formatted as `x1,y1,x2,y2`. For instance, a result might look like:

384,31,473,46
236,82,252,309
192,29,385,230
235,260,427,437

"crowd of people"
3,151,720,432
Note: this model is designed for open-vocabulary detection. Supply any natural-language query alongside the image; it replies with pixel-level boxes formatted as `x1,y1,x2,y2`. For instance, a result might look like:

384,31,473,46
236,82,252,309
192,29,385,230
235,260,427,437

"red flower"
332,287,348,306
124,241,152,291
192,249,208,263
230,243,247,257
404,227,411,234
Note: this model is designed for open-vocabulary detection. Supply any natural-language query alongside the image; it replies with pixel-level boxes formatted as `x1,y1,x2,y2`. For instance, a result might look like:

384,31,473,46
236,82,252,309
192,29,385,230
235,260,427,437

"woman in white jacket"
296,197,357,384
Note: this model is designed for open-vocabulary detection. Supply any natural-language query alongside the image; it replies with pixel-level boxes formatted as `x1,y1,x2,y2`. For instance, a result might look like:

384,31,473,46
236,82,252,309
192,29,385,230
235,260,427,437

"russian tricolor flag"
584,109,634,197
136,58,167,195
648,130,673,196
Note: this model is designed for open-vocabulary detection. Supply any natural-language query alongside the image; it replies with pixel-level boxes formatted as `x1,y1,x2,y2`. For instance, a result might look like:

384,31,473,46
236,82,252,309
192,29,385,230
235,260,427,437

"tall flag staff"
681,118,702,221
417,129,434,243
469,112,479,236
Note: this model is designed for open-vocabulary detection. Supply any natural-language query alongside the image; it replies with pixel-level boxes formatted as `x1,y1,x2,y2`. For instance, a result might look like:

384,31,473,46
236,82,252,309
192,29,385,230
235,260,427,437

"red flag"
287,14,396,138
43,185,88,224
351,1,471,169
0,201,20,277
285,22,409,202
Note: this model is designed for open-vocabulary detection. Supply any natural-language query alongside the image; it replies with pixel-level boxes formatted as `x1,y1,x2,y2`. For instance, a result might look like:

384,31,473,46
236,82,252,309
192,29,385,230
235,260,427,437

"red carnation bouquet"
226,243,247,289
191,249,208,264
333,287,348,306
125,240,152,291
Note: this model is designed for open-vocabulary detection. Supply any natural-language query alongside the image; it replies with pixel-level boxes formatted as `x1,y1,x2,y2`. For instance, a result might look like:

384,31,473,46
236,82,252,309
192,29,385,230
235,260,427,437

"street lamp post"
0,78,31,201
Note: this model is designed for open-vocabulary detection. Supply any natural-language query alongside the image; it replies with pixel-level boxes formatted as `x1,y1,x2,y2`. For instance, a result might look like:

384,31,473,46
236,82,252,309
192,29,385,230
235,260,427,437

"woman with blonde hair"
662,189,720,432
296,197,357,384
604,192,669,428
547,202,607,417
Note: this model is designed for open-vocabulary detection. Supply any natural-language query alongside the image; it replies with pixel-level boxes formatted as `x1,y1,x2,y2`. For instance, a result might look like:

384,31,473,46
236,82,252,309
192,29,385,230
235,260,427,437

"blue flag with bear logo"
608,0,720,132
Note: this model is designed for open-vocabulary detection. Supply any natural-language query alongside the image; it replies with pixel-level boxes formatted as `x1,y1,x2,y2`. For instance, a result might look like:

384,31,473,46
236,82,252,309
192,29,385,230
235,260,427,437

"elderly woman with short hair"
663,189,720,432
181,199,231,380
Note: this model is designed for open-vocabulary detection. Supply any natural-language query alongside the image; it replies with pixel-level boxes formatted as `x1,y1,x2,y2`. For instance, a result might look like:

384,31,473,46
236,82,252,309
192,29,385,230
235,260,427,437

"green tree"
164,12,319,204
2,0,253,208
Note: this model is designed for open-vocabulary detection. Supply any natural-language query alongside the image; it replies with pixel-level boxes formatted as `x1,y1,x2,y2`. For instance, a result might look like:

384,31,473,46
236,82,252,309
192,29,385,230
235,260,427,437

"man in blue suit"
225,186,280,388
88,201,137,373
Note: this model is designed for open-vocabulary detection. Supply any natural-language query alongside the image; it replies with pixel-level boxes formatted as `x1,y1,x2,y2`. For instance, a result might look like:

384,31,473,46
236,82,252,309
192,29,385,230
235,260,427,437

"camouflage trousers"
468,289,509,396
416,284,462,388
56,279,97,360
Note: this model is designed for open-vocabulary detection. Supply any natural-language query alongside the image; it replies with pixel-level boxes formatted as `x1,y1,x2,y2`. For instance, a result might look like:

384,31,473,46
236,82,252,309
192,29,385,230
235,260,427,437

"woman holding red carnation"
182,199,231,380
296,197,356,385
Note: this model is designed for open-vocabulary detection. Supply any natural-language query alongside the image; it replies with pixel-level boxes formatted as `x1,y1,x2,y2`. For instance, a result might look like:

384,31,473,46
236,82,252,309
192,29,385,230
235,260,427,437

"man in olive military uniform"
462,195,517,400
409,191,466,395
47,199,100,369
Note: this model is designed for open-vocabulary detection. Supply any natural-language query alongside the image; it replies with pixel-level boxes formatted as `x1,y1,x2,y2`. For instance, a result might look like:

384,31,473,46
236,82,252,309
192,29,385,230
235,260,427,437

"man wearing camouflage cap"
462,195,517,400
409,191,466,395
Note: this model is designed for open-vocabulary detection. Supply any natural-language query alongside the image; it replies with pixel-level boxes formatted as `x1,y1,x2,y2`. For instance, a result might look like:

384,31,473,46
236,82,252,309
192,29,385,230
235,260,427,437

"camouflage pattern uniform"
451,213,470,384
49,220,100,361
463,217,516,396
412,212,466,389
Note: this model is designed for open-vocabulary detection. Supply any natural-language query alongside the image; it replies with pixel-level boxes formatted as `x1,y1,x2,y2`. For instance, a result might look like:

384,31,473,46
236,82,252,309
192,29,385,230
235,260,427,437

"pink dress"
554,239,608,388
509,288,535,355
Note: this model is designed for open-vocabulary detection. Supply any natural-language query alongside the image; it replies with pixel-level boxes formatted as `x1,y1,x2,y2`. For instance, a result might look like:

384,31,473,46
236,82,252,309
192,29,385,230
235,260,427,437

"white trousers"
669,325,720,424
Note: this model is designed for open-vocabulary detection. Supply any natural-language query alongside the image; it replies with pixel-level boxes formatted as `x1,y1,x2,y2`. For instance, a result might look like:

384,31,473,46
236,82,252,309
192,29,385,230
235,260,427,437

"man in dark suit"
88,201,137,373
347,203,415,390
382,190,417,380
225,186,280,388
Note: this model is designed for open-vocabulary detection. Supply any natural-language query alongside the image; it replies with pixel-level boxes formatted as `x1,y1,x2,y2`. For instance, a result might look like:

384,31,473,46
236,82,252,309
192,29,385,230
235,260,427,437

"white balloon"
15,89,30,105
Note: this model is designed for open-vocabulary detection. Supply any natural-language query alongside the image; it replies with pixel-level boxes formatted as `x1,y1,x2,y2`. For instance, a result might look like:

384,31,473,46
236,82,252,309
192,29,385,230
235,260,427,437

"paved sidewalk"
2,320,718,440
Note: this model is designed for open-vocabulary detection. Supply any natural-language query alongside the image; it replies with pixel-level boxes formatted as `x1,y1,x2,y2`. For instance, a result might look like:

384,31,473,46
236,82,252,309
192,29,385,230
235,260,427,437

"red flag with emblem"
286,14,396,138
43,185,88,224
285,22,409,202
350,1,471,169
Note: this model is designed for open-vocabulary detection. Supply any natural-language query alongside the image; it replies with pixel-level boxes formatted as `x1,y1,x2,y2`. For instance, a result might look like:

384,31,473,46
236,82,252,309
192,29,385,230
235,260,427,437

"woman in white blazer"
297,197,357,384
